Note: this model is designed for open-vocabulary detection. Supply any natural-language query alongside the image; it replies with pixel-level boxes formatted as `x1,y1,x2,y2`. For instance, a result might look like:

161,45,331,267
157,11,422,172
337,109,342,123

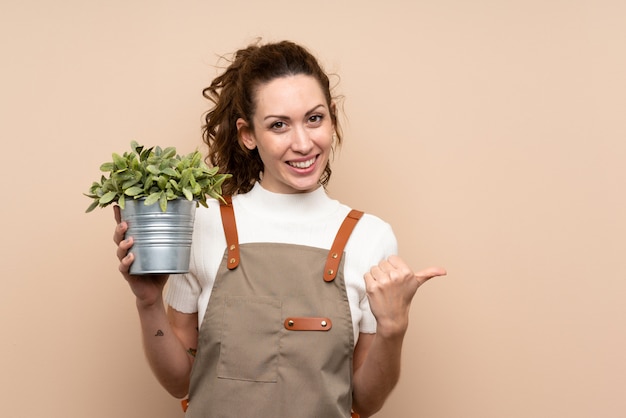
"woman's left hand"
364,255,446,338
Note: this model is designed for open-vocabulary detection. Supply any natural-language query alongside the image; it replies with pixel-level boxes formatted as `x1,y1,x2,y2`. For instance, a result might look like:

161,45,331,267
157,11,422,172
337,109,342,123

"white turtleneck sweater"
165,183,397,343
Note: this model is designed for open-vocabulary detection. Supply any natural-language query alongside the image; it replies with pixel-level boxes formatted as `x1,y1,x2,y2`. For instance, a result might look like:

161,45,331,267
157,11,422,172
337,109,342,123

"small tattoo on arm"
187,348,197,357
155,330,164,337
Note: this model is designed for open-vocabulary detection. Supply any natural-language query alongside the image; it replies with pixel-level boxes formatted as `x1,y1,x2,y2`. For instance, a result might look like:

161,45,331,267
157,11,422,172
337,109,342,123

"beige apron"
184,196,363,418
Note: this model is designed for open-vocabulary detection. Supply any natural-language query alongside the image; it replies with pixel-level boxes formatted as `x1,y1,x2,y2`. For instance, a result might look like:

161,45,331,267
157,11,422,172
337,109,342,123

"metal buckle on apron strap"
284,317,332,331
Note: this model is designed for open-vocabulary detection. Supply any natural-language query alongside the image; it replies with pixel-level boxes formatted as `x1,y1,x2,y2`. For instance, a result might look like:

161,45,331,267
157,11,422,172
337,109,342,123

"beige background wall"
1,1,624,417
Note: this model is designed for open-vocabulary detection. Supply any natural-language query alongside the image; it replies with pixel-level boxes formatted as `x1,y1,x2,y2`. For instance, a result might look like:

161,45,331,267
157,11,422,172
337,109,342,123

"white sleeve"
164,272,201,313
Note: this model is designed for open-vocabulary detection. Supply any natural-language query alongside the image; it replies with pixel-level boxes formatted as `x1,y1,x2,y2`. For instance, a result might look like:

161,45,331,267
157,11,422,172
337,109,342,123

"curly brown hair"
202,40,343,196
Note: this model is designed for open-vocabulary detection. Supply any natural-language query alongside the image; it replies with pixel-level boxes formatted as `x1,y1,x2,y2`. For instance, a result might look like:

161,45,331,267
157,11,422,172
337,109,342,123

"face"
237,74,334,194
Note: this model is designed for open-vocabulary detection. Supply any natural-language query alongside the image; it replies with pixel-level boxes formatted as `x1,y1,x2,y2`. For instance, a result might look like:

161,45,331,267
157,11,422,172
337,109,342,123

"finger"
414,267,447,285
376,259,394,273
363,272,379,295
369,265,388,281
116,237,133,261
384,256,414,277
113,221,128,245
386,256,416,278
118,251,134,274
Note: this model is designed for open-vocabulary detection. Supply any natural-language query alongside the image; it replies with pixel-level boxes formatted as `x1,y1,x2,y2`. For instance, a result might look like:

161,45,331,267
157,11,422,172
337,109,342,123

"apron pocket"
217,295,281,383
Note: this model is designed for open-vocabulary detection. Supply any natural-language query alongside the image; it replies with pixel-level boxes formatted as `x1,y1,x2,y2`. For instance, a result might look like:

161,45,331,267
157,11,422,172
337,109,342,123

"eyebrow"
263,104,327,121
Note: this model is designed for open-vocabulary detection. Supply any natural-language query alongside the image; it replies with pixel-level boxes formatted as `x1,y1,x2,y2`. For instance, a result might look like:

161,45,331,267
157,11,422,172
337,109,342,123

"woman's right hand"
113,205,169,308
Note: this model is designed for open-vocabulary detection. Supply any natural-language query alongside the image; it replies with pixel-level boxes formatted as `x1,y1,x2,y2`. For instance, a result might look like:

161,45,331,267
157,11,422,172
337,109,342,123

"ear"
236,118,257,150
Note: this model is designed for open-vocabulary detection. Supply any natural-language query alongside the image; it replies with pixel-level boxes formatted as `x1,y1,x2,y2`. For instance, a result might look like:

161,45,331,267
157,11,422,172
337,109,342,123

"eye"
308,114,324,125
270,121,286,130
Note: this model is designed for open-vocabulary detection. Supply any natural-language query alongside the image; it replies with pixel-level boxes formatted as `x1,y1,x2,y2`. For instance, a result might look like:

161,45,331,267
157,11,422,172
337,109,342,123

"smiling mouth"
287,156,316,169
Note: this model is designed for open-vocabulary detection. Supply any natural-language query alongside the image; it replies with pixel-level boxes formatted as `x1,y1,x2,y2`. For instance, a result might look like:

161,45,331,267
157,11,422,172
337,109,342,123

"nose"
291,125,314,154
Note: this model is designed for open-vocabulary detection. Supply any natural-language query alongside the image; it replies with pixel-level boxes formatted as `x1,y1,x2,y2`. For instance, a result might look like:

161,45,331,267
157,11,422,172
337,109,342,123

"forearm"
136,298,194,398
352,330,405,417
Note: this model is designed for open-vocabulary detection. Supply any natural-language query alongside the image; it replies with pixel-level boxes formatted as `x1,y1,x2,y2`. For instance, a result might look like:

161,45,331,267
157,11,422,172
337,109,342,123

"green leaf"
131,140,143,154
130,155,140,170
205,165,219,176
124,186,144,196
207,189,223,201
157,175,168,189
118,194,126,209
212,174,228,188
140,146,153,161
181,168,191,187
162,167,178,177
99,162,115,172
144,192,161,206
99,191,118,205
104,179,117,192
112,153,127,169
147,165,160,175
169,179,180,191
144,175,154,191
159,193,168,212
116,170,134,180
85,199,100,213
182,187,193,201
191,151,202,167
162,147,177,159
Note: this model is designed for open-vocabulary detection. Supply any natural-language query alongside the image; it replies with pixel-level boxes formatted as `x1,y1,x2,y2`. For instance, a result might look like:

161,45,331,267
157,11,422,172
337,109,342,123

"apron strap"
324,209,364,282
220,197,363,279
219,195,240,270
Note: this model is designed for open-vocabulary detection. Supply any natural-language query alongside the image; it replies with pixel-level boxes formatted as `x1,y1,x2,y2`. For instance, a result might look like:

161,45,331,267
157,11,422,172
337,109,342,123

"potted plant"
85,141,230,275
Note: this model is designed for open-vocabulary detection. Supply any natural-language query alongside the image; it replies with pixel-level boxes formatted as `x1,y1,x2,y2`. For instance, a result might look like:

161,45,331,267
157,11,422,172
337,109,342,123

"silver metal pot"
121,198,196,275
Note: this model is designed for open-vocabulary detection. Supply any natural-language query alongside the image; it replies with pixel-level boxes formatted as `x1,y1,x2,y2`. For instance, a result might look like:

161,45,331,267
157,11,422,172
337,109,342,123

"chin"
291,184,319,193
289,179,322,193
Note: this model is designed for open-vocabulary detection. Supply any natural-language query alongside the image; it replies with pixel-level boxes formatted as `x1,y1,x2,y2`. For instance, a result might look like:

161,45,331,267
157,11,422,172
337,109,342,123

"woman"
114,40,446,418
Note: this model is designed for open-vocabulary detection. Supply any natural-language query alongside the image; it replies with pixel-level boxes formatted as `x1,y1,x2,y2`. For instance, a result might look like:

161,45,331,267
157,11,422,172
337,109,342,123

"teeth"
288,157,315,169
